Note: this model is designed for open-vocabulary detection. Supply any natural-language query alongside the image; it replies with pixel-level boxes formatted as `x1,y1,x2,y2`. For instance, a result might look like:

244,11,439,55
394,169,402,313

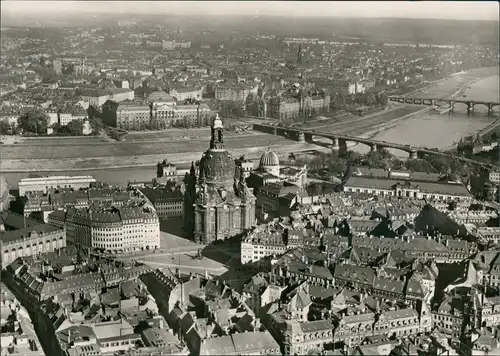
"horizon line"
3,11,499,23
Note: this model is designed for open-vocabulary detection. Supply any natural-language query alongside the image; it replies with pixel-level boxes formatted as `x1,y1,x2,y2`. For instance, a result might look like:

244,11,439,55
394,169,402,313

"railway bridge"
252,123,495,169
388,96,499,114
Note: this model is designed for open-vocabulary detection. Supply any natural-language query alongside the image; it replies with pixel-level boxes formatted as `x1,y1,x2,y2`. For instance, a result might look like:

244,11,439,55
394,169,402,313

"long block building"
18,176,97,196
64,205,160,254
1,212,66,267
343,167,472,201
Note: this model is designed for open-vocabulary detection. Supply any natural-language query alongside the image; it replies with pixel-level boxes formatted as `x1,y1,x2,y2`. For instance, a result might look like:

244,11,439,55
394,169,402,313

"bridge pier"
330,137,340,152
467,102,473,113
304,133,314,143
297,132,305,143
370,144,377,152
273,128,277,135
409,150,418,159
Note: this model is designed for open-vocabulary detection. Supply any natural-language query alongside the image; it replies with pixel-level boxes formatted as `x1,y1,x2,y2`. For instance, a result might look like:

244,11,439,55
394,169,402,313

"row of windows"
345,187,463,201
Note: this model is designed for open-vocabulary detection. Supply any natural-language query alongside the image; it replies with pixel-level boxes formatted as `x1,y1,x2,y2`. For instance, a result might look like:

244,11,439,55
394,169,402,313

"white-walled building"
18,176,97,196
65,205,160,253
343,168,472,201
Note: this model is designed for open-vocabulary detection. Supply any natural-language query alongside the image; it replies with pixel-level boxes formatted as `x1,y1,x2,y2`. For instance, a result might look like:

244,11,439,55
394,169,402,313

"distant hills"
1,11,498,46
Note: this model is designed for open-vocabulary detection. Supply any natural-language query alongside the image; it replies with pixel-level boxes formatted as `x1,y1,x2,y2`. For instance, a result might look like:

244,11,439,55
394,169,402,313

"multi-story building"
140,187,184,218
85,88,134,107
183,114,257,243
65,204,160,253
268,96,301,120
489,169,500,184
215,82,259,102
1,212,66,267
267,91,330,120
343,168,472,201
150,103,176,129
116,104,151,130
18,176,97,196
168,87,202,102
175,102,213,127
240,224,303,264
333,306,432,346
45,109,59,127
52,59,62,74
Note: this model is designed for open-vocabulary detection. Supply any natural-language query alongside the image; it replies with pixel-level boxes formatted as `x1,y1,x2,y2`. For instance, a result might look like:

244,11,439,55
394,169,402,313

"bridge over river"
388,96,499,114
252,123,495,169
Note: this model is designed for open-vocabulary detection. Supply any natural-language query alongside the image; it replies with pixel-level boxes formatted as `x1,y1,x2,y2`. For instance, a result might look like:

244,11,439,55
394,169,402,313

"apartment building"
18,176,97,196
65,205,160,253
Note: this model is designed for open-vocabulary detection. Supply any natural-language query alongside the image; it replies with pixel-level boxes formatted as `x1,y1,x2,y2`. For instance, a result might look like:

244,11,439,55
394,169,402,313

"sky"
2,1,499,21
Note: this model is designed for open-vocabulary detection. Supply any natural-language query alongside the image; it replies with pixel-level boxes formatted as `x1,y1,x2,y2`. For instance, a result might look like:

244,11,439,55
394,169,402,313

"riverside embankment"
1,67,498,183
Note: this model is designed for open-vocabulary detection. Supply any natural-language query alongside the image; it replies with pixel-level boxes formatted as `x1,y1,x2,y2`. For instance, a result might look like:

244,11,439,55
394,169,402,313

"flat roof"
345,176,470,197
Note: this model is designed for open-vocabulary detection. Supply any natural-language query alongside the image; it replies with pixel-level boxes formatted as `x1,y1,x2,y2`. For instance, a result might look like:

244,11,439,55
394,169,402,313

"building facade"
215,83,259,102
183,114,257,244
1,224,66,267
18,176,97,196
65,205,160,253
116,104,151,130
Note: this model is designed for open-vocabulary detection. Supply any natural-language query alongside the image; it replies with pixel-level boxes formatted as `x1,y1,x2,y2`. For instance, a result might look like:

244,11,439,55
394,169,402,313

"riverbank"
0,142,317,173
358,106,434,140
1,67,497,174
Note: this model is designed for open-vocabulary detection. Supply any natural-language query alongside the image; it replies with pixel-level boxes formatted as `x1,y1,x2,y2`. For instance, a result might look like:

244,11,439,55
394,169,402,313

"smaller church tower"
183,162,197,237
209,113,225,151
297,44,302,65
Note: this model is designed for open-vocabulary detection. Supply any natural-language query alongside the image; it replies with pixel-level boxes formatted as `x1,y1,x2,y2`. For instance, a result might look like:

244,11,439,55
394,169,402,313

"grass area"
123,128,211,141
1,134,297,160
318,106,424,135
14,136,106,145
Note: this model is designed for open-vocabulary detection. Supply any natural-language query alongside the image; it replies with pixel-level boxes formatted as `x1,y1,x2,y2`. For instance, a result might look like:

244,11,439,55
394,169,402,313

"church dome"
97,77,117,90
198,150,235,186
259,148,280,168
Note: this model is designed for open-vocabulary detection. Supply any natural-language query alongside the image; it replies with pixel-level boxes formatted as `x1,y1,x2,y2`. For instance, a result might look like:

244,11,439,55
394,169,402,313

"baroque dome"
198,150,235,186
97,77,117,90
259,148,280,168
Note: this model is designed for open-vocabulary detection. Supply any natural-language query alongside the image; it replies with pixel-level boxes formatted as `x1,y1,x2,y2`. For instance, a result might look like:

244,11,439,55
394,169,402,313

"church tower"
297,44,302,65
189,113,256,244
183,162,197,237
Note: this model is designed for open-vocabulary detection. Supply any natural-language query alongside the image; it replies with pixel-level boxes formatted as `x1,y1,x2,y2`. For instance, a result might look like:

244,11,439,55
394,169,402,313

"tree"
376,92,389,107
405,159,437,173
328,160,347,175
89,116,104,133
364,91,377,106
0,120,12,135
17,111,48,134
66,120,84,136
340,150,363,166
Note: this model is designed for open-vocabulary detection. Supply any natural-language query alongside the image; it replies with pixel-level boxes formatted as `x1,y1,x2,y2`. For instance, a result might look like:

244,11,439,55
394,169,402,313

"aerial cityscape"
1,1,500,356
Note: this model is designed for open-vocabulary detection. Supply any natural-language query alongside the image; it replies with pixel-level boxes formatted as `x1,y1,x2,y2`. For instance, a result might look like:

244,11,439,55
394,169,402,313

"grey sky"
2,1,499,21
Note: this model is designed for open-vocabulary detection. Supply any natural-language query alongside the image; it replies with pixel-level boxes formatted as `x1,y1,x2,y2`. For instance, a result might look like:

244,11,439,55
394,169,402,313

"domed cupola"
198,113,235,187
259,146,280,177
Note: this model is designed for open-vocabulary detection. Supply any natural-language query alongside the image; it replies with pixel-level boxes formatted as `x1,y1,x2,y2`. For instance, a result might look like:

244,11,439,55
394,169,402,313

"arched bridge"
252,123,495,168
388,96,499,114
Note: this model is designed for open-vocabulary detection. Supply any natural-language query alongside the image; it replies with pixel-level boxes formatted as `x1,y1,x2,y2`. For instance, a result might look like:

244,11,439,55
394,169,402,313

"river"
2,72,499,188
352,73,499,157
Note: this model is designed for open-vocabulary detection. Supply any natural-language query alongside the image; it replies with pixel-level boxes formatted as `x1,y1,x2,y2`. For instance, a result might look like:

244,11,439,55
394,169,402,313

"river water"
3,73,499,187
353,74,500,157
